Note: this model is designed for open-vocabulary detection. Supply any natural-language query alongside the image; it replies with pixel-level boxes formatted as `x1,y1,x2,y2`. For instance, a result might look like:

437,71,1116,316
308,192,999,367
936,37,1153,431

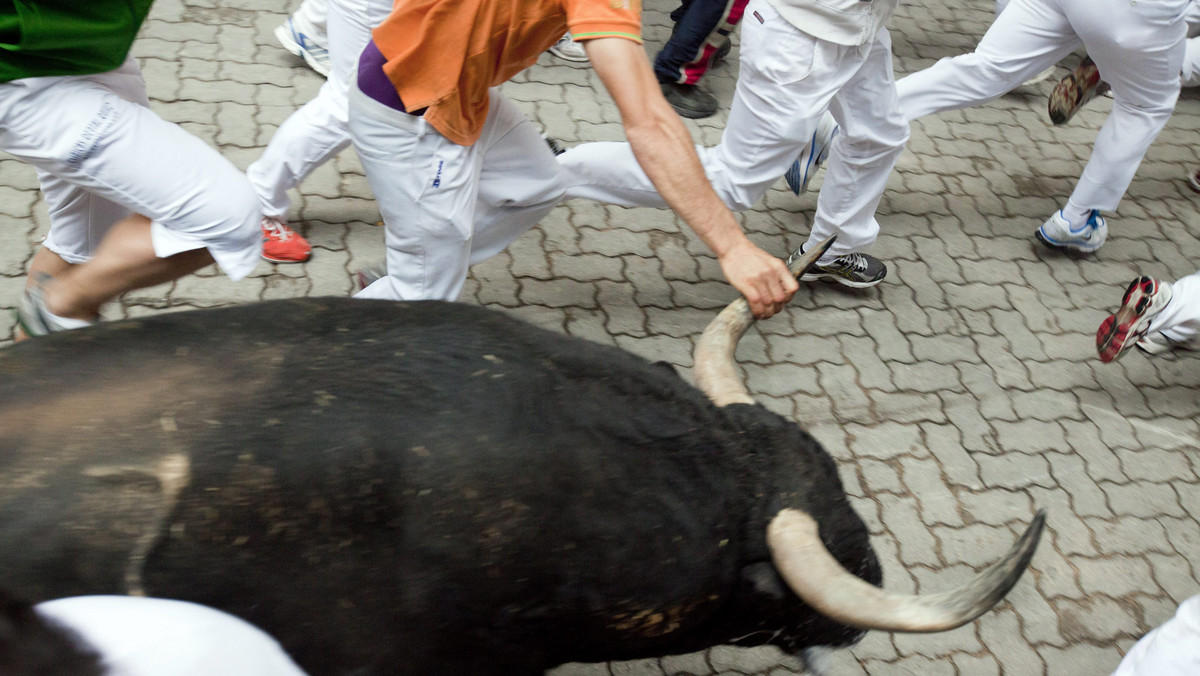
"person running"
557,0,909,289
895,0,1189,256
1097,273,1200,362
347,0,797,318
2,1,263,337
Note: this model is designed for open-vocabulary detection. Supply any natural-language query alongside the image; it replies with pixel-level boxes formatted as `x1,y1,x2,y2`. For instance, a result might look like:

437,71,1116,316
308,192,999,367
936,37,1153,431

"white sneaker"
784,112,839,195
274,17,331,77
548,33,589,63
1035,209,1107,254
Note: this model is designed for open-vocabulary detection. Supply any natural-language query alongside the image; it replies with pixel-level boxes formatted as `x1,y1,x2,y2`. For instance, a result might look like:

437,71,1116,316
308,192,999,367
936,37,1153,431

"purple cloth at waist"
357,38,413,113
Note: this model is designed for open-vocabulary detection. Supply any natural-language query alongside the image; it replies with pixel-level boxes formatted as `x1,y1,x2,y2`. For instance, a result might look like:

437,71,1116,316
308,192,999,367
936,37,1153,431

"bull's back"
0,299,755,673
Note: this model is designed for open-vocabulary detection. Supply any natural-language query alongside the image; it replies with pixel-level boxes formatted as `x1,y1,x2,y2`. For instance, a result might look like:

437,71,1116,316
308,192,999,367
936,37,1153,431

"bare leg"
26,248,74,289
42,214,214,320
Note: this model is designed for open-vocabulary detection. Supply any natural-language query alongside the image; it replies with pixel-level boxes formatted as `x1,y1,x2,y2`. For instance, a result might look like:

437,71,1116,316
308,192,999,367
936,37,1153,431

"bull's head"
693,236,1044,636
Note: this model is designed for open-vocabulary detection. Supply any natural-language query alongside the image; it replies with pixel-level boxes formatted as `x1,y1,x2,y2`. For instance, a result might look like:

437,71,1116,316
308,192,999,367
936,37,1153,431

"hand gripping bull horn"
693,235,1046,632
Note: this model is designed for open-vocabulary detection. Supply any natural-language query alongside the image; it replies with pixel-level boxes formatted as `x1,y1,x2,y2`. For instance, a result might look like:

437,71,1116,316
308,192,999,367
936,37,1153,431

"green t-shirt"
0,0,155,82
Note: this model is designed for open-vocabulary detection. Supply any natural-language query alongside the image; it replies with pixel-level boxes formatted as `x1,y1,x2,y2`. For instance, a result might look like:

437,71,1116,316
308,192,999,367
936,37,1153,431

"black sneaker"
661,82,718,119
713,36,732,64
542,133,566,156
799,250,886,288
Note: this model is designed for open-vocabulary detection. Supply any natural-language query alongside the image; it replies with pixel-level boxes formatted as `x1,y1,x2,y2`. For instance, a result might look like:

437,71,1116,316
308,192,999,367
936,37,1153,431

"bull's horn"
767,508,1046,632
693,235,837,407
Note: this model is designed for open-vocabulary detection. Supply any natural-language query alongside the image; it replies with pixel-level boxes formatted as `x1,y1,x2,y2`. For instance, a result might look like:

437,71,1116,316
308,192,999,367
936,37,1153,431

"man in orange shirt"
348,0,796,319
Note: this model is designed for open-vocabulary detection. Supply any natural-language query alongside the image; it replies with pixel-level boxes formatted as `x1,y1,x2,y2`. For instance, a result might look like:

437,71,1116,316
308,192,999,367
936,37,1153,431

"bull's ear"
740,562,788,602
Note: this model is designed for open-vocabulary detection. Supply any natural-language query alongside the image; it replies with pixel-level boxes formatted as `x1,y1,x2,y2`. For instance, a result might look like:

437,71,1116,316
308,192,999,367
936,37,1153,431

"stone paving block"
1038,643,1125,676
860,459,904,496
939,391,999,455
978,608,1046,675
1032,533,1086,600
1102,481,1187,519
899,456,961,526
888,361,960,394
743,363,821,399
1056,595,1143,643
876,494,940,567
1028,488,1099,557
1115,447,1195,484
1146,551,1200,606
1046,452,1113,518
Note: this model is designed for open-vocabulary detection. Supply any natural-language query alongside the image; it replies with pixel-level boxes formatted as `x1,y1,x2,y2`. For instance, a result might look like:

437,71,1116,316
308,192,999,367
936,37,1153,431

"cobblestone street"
2,0,1199,673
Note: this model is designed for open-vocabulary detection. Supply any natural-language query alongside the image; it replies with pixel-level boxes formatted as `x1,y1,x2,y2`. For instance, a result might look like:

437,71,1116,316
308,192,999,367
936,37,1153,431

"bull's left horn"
766,508,1046,632
693,235,836,407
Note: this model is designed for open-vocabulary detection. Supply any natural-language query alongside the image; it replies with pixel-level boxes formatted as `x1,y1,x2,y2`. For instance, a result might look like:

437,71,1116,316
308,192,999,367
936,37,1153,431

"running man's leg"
896,0,1079,121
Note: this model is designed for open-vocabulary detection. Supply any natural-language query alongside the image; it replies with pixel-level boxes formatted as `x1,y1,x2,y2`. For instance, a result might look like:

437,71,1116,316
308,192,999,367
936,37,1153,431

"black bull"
0,295,1043,675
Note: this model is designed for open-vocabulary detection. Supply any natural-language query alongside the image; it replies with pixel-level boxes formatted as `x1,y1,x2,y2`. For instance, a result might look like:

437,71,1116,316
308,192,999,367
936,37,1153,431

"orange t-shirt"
372,0,642,145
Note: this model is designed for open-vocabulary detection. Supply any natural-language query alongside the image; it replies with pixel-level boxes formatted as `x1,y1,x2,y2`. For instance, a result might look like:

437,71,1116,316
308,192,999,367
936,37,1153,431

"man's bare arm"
582,37,797,319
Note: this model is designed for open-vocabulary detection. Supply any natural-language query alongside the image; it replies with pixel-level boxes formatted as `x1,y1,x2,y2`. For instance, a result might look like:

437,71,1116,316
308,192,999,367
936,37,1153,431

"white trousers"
0,57,261,278
558,0,908,259
897,0,1187,214
1112,595,1200,675
1148,272,1200,347
1183,1,1200,86
348,87,565,301
247,0,392,218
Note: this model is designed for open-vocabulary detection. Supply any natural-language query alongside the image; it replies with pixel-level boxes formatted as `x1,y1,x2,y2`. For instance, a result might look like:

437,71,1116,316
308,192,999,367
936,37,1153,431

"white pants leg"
247,0,391,218
31,62,149,263
1067,0,1185,210
897,0,1081,120
349,88,564,301
290,0,329,40
1180,1,1200,85
1111,595,1200,675
898,0,1186,213
1146,271,1200,347
559,0,907,259
0,57,261,279
810,28,909,254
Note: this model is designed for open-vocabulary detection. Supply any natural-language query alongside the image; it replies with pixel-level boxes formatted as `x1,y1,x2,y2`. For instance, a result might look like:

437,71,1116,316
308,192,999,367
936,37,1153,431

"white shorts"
0,57,261,279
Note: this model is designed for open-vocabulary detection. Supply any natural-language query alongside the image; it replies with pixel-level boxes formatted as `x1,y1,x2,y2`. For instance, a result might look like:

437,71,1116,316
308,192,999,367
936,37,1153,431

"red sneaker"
261,216,311,263
1096,276,1173,363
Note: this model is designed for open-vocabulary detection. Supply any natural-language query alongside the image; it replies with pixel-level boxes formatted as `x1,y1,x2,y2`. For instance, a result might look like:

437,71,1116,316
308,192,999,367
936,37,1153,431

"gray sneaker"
16,276,93,337
799,249,886,288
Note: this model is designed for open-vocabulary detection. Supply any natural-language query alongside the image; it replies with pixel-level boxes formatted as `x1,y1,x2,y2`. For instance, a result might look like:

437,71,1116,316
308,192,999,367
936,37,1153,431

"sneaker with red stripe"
261,216,312,263
1096,276,1173,363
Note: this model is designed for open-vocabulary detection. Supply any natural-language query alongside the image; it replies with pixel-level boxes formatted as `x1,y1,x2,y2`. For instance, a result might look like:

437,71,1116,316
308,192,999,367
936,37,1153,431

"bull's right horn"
693,235,837,407
766,508,1046,632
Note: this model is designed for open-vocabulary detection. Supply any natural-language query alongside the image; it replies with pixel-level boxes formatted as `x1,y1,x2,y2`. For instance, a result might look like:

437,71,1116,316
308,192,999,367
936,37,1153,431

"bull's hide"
0,298,877,675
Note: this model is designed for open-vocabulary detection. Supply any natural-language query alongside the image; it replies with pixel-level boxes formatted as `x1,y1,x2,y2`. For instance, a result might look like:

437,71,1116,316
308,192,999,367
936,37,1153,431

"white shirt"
763,0,899,46
1112,595,1200,676
36,596,309,676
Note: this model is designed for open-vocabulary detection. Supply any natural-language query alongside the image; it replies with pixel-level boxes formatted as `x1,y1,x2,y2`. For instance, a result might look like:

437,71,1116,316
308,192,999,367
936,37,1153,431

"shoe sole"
1188,172,1200,195
548,47,589,63
799,271,885,289
670,106,717,119
261,254,310,263
1034,226,1105,254
1096,276,1163,363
